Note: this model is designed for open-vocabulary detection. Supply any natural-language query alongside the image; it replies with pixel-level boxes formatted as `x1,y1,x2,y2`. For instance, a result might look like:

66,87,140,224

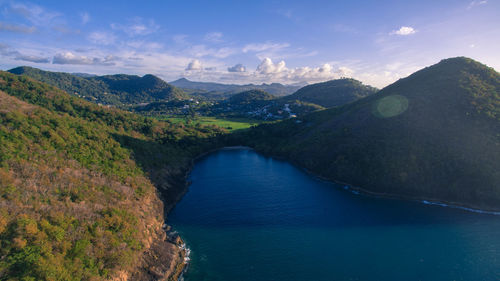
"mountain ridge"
282,78,378,107
8,66,187,106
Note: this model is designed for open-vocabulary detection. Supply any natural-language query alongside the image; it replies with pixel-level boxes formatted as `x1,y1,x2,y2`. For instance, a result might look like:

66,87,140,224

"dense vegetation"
1,56,498,280
282,78,377,107
8,66,187,106
170,78,300,99
237,57,500,211
8,67,376,122
0,71,225,280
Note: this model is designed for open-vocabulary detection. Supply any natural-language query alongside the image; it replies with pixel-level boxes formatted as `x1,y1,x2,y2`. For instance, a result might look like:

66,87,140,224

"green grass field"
164,116,263,131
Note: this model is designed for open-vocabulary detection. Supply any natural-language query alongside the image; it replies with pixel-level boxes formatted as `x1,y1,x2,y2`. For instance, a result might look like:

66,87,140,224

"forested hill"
8,66,187,106
282,78,378,107
0,71,224,280
238,57,500,211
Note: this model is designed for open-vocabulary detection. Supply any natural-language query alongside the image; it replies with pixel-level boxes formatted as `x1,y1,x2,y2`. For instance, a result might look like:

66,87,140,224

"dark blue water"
168,148,500,281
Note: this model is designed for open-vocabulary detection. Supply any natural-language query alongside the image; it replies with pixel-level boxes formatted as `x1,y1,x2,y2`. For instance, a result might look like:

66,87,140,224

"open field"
163,116,265,131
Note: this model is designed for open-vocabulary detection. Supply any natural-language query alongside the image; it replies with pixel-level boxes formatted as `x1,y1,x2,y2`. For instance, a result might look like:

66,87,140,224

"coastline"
155,146,253,280
258,150,500,215
144,145,498,280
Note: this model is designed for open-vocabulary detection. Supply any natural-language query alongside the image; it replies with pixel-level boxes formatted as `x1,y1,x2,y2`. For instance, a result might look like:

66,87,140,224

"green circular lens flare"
374,95,409,118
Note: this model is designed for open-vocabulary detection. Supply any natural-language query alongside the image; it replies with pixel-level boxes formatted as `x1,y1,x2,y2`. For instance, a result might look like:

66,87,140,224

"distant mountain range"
169,78,301,98
8,66,380,120
239,57,500,211
8,66,187,106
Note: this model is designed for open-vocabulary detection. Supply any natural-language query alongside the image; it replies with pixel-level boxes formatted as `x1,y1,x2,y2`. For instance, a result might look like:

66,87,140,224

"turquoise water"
168,148,500,281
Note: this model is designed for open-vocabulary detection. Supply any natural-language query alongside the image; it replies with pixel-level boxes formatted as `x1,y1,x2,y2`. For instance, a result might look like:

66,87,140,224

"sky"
0,0,499,88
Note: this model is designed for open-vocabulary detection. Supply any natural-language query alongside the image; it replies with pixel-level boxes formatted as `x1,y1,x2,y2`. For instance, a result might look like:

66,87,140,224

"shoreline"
193,146,500,215
158,146,253,280
261,151,500,215
157,145,499,280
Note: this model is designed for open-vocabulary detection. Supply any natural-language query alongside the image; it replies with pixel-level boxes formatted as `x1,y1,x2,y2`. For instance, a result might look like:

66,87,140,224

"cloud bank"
184,57,353,84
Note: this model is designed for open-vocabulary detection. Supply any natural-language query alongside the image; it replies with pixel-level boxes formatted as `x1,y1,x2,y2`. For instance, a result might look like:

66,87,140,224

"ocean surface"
168,148,500,281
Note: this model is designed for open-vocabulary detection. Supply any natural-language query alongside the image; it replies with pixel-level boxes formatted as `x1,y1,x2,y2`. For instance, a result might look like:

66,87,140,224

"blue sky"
0,0,498,87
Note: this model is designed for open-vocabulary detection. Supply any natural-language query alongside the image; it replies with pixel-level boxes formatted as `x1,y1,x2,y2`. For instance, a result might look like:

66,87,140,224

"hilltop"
8,66,187,106
282,78,378,107
238,57,500,211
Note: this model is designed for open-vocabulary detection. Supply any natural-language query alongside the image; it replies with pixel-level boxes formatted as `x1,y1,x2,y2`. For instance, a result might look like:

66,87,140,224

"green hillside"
238,57,500,211
283,78,377,107
8,66,187,106
0,71,224,280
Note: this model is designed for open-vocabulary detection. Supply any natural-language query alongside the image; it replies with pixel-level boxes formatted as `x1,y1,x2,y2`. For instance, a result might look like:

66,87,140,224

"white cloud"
88,31,116,45
228,63,246,72
185,59,203,71
52,52,117,65
204,32,223,42
0,22,36,33
256,58,287,74
80,12,90,25
111,18,159,36
390,26,416,36
468,0,488,9
53,52,92,65
253,58,352,83
338,66,354,77
182,58,355,85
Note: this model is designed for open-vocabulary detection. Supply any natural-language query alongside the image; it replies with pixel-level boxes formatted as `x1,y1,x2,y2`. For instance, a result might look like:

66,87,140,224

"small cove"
169,148,500,281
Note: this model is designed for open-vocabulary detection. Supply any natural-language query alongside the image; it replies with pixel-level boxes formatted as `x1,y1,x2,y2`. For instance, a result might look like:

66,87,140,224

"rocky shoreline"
130,146,246,280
